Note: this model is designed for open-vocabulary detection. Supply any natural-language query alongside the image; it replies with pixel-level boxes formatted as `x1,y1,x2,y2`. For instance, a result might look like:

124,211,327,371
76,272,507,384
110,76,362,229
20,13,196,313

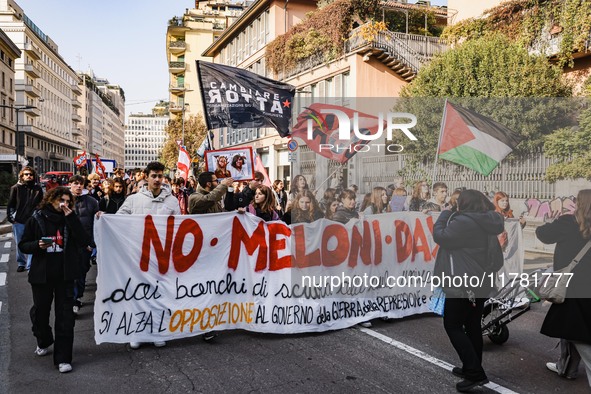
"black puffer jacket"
19,207,92,284
537,215,591,343
433,210,504,296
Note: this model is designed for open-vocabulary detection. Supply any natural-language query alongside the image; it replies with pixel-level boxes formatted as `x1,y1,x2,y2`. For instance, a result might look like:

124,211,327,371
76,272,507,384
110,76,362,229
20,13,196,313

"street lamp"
0,104,37,176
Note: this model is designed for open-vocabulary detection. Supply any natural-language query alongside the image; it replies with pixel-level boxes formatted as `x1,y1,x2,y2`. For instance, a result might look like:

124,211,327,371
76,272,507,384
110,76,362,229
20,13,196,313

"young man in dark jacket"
7,166,43,272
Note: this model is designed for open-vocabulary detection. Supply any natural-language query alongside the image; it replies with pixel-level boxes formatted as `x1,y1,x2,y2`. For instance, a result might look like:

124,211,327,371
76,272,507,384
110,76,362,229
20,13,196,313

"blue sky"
15,0,447,116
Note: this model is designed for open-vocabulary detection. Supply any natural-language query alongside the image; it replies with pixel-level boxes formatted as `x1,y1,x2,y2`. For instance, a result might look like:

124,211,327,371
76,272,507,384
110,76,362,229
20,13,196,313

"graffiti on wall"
525,196,576,220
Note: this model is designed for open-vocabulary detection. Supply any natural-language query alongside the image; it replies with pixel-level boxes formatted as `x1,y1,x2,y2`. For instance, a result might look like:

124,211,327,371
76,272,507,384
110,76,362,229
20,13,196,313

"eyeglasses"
22,173,33,176
212,179,219,183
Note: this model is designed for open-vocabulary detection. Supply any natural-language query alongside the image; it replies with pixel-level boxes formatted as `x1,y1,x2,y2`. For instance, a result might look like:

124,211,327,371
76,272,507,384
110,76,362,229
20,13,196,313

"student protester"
18,187,93,373
98,177,127,214
87,174,103,201
432,190,504,392
284,189,324,225
224,171,265,211
358,193,372,213
127,168,145,196
7,166,43,272
272,180,288,217
333,189,359,225
189,172,234,215
171,177,189,214
422,182,449,212
324,198,339,221
288,175,310,205
536,189,591,386
69,175,99,316
363,187,390,215
318,188,336,213
492,191,525,251
188,171,234,342
406,180,430,211
242,185,280,221
116,161,181,349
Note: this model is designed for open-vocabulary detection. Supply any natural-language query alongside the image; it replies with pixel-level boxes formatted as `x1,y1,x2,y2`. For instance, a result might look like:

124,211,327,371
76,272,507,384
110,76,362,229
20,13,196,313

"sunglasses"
22,173,33,176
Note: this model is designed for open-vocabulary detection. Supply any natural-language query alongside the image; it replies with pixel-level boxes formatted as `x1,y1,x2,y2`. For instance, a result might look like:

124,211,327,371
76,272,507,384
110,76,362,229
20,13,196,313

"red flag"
73,151,87,168
290,103,384,163
177,146,191,181
95,154,106,179
254,155,272,187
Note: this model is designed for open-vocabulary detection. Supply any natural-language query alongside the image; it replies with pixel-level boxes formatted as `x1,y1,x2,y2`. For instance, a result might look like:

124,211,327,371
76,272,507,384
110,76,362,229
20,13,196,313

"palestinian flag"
438,102,522,176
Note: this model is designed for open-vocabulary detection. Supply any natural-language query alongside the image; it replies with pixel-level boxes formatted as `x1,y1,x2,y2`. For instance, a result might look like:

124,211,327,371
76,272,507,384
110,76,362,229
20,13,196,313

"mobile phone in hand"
41,237,54,245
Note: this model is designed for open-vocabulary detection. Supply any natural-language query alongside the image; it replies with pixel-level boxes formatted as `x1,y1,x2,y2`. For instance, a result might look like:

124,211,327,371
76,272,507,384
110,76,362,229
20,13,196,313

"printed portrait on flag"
205,147,254,181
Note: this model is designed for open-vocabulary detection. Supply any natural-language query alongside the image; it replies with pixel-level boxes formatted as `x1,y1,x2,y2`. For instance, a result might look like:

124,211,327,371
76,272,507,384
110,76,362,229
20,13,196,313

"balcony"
23,106,40,117
24,63,41,78
72,98,81,108
169,82,189,93
169,40,186,54
17,83,41,97
72,128,82,137
71,83,82,96
169,61,186,73
72,112,82,122
23,42,41,60
169,103,184,113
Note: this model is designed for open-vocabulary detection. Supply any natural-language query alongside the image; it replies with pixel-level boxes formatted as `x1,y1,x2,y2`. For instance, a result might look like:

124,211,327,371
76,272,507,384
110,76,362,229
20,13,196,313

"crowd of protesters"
6,164,591,389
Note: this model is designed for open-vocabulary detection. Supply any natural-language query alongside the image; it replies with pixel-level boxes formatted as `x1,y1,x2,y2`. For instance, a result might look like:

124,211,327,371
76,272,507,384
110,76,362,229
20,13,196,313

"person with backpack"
432,189,504,392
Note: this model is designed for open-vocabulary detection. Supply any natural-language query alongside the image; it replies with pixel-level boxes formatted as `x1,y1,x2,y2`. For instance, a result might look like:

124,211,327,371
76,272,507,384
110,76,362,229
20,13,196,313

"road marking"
4,241,11,248
0,254,8,263
0,301,2,314
0,272,5,286
359,327,520,394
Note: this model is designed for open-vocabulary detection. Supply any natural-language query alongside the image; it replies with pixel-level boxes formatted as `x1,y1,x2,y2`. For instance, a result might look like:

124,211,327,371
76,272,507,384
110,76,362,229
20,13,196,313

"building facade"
0,27,20,173
202,0,447,189
0,0,81,173
166,0,246,123
124,111,169,170
76,72,125,168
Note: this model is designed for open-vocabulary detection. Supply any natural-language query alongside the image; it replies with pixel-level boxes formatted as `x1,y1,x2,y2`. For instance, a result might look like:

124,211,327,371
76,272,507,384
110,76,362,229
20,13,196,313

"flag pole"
313,162,346,196
196,60,215,151
431,98,448,188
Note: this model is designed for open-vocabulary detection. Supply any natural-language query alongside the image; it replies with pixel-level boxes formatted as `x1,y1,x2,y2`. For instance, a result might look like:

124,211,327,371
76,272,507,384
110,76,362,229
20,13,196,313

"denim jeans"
13,222,32,270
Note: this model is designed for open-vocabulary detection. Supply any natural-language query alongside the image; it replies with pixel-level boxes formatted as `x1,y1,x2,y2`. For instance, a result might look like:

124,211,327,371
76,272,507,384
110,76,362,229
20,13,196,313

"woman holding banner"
243,185,280,221
433,190,504,392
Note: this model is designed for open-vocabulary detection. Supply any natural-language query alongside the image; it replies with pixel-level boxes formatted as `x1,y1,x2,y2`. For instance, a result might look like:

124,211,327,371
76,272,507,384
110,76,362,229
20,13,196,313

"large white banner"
93,212,523,344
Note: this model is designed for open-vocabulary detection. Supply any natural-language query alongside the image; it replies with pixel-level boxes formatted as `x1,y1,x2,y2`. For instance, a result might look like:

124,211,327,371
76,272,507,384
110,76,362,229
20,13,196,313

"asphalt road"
0,234,589,394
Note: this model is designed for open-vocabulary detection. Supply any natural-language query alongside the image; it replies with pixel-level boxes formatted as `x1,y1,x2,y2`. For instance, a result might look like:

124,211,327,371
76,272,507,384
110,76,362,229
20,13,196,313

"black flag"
197,61,295,137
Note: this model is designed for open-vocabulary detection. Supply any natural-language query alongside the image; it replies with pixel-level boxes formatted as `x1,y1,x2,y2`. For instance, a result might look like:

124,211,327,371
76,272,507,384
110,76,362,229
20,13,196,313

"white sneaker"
359,321,372,328
546,362,559,374
34,346,49,356
58,363,72,373
153,341,166,348
129,342,141,349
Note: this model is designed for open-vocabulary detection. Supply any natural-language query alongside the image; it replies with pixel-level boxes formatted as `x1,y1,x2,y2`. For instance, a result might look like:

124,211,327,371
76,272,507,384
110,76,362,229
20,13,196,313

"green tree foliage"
398,34,572,161
442,0,591,68
544,97,591,181
160,114,207,170
266,0,380,75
